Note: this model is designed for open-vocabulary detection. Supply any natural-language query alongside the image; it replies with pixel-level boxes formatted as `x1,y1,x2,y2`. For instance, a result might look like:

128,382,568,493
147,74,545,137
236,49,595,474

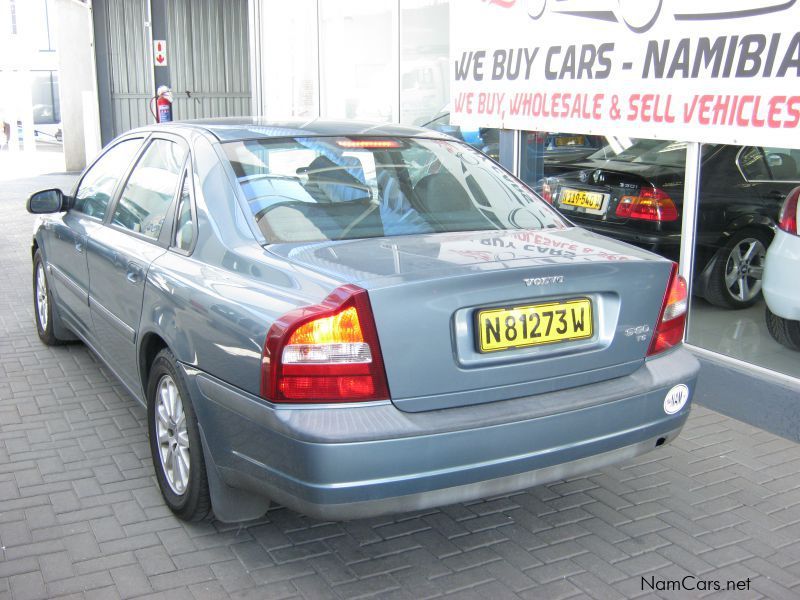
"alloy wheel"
155,374,190,495
723,237,766,303
36,263,48,331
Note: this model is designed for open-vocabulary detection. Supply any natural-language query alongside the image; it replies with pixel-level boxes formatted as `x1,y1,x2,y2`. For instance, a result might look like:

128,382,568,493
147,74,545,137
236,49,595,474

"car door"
735,147,800,221
45,137,144,339
87,135,189,396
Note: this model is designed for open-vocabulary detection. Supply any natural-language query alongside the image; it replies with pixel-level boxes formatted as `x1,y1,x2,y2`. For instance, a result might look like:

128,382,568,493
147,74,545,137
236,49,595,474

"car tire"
147,349,211,522
705,228,772,310
33,250,69,346
766,307,800,352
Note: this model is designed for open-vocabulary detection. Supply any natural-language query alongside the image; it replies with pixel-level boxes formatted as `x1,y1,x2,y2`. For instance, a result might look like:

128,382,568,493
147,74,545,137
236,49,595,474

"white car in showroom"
764,186,800,350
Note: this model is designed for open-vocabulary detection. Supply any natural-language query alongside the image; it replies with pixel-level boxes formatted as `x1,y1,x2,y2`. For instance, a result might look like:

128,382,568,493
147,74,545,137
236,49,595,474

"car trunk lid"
268,228,674,412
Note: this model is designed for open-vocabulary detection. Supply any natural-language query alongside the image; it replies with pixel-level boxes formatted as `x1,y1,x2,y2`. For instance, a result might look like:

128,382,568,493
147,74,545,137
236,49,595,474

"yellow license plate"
555,135,585,147
477,298,593,353
560,188,604,210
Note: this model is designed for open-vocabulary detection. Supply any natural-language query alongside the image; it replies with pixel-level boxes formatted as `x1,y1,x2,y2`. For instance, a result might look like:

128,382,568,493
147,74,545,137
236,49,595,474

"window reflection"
400,0,449,126
319,0,395,122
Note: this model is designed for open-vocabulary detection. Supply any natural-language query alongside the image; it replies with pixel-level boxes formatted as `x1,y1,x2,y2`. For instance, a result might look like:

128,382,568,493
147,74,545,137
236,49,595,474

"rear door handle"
126,262,144,284
75,236,85,254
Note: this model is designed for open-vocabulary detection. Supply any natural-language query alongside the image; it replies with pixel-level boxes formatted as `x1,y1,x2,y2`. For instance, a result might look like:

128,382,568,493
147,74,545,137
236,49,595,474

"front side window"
224,136,567,244
73,139,143,219
112,139,187,239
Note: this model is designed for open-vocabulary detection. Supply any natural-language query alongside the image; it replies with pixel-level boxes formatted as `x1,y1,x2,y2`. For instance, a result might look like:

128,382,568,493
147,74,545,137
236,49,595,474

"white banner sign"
450,0,800,147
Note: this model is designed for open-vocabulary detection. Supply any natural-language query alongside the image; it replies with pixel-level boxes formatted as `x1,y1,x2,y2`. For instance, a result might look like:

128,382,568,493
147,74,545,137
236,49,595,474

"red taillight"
616,187,678,222
540,180,553,204
648,262,688,356
261,285,390,403
778,186,799,235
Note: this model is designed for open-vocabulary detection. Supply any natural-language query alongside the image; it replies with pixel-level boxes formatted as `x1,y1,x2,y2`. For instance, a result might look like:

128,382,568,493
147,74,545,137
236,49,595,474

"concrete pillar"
55,0,101,172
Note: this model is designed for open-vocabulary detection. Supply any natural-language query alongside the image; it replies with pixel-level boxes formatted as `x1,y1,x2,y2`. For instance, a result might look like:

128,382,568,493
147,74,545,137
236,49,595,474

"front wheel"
33,250,68,345
705,229,771,309
766,307,800,351
147,349,211,521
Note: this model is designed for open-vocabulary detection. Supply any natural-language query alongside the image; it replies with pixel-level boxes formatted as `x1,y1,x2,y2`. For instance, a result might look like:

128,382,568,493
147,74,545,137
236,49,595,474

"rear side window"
73,139,142,219
111,139,187,239
173,172,195,251
763,147,800,182
738,147,770,181
223,136,567,244
739,147,800,182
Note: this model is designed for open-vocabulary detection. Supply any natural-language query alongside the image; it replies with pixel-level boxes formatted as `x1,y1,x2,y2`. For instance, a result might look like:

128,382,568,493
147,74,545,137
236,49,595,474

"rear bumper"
184,348,698,521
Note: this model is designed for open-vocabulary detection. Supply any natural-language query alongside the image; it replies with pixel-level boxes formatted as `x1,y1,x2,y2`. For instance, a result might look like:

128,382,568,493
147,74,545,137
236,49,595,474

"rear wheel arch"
724,213,775,237
146,347,212,521
139,332,169,396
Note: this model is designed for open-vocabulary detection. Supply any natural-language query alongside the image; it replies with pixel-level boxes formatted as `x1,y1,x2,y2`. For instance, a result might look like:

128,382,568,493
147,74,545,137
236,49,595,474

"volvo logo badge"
524,275,565,286
578,170,589,183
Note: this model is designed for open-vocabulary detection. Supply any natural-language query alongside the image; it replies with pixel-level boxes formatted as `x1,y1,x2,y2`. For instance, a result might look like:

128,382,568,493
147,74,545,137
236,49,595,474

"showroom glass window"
260,0,318,119
518,133,686,263
31,71,59,124
687,143,800,379
319,0,396,122
400,0,449,126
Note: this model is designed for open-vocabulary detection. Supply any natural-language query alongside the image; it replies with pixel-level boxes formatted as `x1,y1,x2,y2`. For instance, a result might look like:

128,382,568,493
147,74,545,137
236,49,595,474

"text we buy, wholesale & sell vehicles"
27,118,698,522
543,140,800,309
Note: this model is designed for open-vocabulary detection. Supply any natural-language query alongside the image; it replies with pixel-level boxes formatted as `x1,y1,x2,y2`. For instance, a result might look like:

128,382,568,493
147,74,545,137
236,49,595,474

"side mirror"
27,188,67,214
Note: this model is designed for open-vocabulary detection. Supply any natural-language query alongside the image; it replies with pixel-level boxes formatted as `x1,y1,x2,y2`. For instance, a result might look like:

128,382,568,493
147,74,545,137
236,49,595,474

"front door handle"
75,237,85,254
126,262,144,284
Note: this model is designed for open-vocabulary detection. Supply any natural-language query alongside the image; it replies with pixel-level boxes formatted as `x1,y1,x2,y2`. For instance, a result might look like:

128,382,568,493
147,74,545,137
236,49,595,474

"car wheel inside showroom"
27,119,698,522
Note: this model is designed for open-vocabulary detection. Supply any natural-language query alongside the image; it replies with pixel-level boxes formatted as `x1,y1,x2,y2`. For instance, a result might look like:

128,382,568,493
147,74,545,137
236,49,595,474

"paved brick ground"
2,173,800,599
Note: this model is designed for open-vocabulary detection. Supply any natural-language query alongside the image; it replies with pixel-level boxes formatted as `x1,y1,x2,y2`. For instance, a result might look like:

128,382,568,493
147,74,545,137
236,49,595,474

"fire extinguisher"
151,85,174,123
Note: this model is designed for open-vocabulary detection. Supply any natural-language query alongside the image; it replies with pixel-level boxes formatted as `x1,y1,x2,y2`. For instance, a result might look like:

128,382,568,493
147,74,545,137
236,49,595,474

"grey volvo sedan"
27,119,698,522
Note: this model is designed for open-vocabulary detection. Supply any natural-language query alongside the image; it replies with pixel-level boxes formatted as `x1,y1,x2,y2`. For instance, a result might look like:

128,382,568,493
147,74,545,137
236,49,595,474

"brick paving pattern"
2,174,800,599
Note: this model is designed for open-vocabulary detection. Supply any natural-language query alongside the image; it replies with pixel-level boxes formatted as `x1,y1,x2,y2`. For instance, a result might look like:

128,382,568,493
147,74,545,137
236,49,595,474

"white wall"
55,0,100,171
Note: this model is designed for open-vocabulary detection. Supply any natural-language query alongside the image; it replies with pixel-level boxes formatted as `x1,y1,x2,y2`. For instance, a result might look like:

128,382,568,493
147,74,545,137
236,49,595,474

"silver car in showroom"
27,119,698,522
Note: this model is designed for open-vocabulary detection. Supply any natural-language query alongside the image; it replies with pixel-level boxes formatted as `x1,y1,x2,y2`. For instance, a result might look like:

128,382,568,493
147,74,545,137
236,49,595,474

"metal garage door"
96,0,250,140
102,0,153,137
165,0,251,120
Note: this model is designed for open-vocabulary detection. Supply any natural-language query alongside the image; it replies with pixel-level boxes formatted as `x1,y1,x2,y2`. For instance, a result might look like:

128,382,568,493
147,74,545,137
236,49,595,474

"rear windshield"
589,139,690,168
586,139,723,168
223,136,567,243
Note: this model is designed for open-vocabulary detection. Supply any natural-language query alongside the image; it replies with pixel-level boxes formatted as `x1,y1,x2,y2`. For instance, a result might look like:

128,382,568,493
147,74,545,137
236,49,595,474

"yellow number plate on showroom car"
560,188,604,210
477,298,593,353
555,135,585,147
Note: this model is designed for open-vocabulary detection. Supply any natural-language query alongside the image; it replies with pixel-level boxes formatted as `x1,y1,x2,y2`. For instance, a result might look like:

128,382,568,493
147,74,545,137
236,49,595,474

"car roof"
136,117,456,142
